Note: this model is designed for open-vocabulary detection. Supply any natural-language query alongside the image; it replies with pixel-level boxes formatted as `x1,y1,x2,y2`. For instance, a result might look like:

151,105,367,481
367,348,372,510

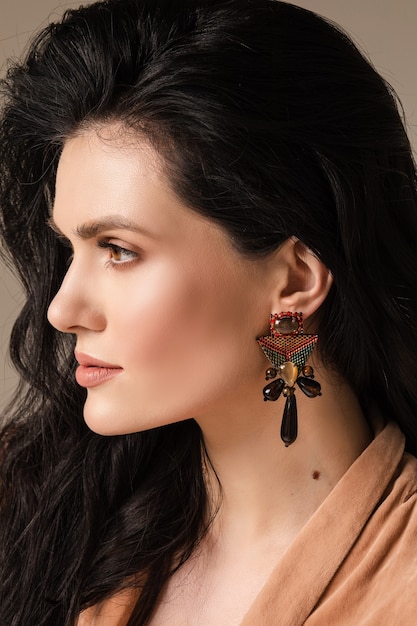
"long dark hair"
1,0,417,623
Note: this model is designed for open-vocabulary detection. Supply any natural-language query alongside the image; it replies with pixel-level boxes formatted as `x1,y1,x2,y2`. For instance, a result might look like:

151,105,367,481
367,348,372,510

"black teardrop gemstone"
262,378,285,402
296,376,322,398
280,394,298,446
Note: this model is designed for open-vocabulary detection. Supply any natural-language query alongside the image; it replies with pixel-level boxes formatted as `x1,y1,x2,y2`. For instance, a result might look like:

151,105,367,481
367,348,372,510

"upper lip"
75,351,122,369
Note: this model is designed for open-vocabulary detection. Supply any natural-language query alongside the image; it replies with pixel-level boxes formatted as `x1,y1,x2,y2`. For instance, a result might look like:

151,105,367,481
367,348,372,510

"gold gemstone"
279,362,298,386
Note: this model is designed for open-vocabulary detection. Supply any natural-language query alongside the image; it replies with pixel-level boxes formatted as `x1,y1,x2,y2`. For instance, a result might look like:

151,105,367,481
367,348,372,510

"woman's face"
48,127,271,435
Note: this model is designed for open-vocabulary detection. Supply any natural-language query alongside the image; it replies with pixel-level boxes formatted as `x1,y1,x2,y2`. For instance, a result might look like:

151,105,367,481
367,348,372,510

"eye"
97,240,139,266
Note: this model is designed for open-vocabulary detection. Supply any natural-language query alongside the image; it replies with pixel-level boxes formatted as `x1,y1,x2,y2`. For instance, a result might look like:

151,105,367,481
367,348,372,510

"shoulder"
310,450,417,624
346,448,417,579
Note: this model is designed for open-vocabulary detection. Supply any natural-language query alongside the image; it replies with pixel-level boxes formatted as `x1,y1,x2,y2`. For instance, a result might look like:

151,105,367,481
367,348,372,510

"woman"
1,0,417,624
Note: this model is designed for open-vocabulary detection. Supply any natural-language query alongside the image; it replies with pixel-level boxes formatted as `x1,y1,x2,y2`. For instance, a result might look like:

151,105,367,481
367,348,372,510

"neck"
196,361,373,548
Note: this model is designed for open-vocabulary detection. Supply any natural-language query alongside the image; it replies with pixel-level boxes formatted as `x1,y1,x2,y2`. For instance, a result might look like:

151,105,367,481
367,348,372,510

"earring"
256,312,321,447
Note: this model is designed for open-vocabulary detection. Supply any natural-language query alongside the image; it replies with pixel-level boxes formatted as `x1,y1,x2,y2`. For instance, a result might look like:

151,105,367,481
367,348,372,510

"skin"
48,128,272,436
49,125,373,625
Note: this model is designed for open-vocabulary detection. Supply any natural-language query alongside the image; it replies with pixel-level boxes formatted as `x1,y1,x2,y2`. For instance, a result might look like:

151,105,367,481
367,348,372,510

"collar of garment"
241,420,405,625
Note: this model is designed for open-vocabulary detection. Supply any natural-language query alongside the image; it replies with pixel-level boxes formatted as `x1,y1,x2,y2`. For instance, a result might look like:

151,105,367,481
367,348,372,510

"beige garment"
242,421,417,625
80,421,417,624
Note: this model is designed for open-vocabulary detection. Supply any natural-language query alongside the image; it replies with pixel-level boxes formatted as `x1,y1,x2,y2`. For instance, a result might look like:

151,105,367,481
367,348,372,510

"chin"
82,397,185,437
83,413,126,437
82,398,135,436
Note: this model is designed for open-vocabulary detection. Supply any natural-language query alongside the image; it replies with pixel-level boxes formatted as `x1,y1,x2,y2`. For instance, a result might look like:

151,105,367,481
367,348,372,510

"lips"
74,351,123,388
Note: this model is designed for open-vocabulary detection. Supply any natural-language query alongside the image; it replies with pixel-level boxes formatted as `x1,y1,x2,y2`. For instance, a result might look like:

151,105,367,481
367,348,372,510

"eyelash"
97,240,139,267
56,233,140,269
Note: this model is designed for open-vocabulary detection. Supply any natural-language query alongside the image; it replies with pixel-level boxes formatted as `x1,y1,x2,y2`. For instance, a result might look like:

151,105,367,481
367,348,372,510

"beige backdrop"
1,0,416,410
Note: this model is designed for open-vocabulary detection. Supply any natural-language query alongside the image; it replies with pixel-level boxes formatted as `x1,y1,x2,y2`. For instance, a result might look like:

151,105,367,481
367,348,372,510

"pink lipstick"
75,352,123,388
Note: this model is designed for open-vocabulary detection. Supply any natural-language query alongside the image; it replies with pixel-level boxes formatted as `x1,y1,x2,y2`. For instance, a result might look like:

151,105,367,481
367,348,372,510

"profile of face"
47,126,272,435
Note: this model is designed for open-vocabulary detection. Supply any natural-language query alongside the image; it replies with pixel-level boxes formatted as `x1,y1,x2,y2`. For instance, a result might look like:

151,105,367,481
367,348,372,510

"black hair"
1,0,417,623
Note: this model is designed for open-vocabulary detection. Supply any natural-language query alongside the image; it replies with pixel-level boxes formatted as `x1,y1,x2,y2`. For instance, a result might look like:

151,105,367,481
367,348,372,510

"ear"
268,238,332,320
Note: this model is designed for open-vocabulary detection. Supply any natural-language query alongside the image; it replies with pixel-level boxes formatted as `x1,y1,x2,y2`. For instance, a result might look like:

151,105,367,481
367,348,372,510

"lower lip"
75,365,123,388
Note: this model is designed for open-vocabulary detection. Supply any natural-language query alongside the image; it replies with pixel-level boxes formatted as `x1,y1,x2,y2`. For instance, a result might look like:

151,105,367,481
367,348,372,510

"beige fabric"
79,421,417,624
242,421,417,624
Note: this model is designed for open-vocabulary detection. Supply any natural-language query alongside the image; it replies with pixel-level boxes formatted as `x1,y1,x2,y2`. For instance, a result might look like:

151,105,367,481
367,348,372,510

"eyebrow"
47,214,156,240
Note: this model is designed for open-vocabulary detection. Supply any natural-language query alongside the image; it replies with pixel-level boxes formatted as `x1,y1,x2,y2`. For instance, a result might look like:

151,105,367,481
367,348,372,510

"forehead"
53,124,233,249
54,127,173,222
57,124,164,187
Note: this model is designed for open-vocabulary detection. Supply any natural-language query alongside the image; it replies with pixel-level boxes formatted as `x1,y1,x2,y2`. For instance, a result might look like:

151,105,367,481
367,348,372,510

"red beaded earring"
256,312,321,446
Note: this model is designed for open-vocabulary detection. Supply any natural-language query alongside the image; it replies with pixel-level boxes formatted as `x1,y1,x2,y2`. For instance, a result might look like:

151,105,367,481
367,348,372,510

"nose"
47,263,106,334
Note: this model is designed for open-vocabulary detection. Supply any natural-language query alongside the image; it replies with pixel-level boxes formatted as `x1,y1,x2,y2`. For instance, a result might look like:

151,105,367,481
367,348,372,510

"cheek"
82,255,267,435
120,262,235,369
113,258,262,397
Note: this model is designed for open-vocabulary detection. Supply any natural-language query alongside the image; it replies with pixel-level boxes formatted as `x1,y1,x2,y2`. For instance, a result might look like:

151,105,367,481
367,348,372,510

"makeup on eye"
47,216,145,266
97,239,140,265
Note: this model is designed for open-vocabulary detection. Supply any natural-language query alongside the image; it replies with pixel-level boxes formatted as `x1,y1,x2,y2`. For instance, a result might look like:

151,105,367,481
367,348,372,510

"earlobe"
270,238,333,319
